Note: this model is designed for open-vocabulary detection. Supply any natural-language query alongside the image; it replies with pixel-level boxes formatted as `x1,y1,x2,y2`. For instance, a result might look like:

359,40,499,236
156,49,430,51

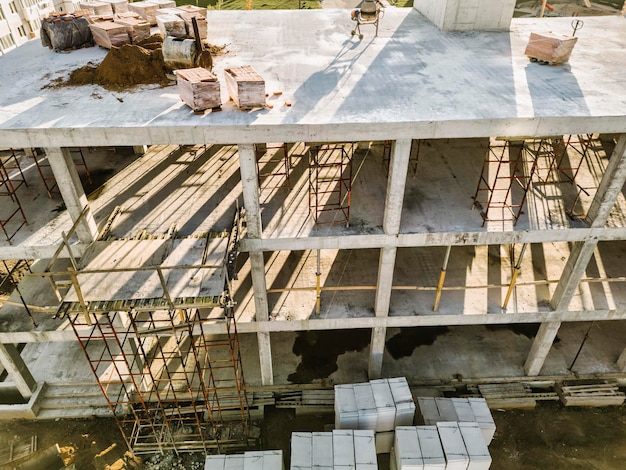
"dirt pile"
68,34,170,90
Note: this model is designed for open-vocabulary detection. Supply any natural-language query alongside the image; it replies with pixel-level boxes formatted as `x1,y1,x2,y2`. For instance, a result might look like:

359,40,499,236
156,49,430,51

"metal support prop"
315,249,321,315
433,246,451,312
502,243,529,310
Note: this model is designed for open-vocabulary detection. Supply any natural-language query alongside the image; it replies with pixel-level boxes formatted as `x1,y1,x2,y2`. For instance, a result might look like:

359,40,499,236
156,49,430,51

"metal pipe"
433,246,452,312
502,243,529,310
315,249,321,315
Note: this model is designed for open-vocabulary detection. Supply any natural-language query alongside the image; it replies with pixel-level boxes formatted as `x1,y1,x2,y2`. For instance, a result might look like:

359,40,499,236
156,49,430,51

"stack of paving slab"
335,377,416,454
205,450,284,470
290,430,377,470
416,398,496,445
392,423,492,470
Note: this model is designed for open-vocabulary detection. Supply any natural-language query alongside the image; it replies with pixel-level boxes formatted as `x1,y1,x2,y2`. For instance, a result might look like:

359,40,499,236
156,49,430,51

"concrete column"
585,135,626,228
369,140,410,379
368,327,386,379
550,240,598,311
375,247,397,316
238,144,273,384
383,139,411,234
0,343,37,399
617,347,626,372
238,144,263,238
524,322,561,376
257,331,273,385
413,0,516,31
45,147,98,244
133,145,148,155
526,135,626,376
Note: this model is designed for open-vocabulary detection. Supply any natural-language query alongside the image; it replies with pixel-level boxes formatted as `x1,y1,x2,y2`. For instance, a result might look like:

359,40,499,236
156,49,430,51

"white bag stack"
335,378,416,454
467,399,496,445
436,423,469,470
416,397,495,445
335,384,359,430
416,426,446,469
458,423,492,470
312,432,333,470
290,430,377,470
206,452,284,470
388,378,416,426
353,383,377,431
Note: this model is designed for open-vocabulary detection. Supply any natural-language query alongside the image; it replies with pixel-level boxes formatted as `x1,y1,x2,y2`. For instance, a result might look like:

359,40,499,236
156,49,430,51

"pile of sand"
68,34,170,90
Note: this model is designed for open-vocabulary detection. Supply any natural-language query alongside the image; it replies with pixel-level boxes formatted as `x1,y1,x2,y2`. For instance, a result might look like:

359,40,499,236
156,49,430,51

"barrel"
162,36,197,70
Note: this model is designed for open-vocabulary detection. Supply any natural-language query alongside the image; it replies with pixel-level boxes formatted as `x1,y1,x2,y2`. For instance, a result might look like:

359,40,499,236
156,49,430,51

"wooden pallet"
558,381,625,407
275,389,334,414
0,435,37,466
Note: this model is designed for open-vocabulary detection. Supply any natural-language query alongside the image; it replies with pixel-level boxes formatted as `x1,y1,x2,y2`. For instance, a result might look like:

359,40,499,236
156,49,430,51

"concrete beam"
0,343,37,399
45,147,98,244
4,308,626,343
524,322,561,376
241,226,626,253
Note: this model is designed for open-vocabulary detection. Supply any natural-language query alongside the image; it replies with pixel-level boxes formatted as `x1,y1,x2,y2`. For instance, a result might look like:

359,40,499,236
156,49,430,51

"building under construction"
1,0,626,455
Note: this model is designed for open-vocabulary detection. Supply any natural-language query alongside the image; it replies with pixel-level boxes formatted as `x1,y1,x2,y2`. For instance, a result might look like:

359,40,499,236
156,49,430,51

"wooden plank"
484,397,537,409
561,395,625,407
65,240,172,301
198,237,228,297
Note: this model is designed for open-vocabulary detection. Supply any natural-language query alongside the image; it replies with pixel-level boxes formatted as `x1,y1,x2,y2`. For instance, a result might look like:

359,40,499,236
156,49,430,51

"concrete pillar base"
0,343,37,399
413,0,516,31
617,348,626,371
524,322,561,376
368,327,386,379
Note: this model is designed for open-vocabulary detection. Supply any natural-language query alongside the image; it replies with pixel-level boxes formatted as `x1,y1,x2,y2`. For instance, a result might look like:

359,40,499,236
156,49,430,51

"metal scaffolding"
382,139,422,176
0,149,28,243
255,143,292,192
472,138,538,226
49,208,249,454
308,142,354,226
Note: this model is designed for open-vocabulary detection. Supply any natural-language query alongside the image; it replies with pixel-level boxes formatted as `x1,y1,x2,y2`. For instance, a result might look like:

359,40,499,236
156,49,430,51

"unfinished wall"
414,0,516,31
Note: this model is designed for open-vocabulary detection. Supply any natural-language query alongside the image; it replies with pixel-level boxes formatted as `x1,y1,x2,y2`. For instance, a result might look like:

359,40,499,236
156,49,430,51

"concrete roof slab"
0,11,625,147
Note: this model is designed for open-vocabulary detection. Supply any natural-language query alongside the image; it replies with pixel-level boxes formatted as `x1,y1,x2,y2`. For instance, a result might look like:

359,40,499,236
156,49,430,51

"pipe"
433,246,452,312
502,243,529,310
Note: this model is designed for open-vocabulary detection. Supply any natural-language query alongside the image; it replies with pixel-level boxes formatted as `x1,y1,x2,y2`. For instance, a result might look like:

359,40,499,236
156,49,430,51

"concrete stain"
288,329,371,384
385,326,450,359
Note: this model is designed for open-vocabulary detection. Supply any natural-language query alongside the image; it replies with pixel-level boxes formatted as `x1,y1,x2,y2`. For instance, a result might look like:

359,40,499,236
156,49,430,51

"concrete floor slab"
2,13,626,148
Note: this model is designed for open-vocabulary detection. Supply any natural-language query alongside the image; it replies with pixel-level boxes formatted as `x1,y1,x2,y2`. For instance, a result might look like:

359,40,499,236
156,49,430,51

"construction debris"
524,31,578,64
40,11,94,52
557,381,626,407
67,34,170,90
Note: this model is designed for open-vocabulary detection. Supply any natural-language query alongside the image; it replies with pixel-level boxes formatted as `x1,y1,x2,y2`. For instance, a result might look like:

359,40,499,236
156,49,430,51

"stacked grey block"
205,451,284,470
416,397,495,445
335,377,416,453
290,430,378,470
391,424,491,470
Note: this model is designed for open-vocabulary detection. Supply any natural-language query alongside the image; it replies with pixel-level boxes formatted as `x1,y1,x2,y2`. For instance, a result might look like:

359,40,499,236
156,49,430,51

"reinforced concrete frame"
0,134,625,403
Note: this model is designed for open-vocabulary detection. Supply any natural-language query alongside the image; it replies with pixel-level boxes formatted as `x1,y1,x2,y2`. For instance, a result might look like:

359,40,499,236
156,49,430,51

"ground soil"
0,402,624,469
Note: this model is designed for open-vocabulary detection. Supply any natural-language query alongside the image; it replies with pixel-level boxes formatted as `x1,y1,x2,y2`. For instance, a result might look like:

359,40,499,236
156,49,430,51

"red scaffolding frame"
255,143,292,192
308,143,354,226
382,139,422,176
0,149,28,243
56,209,250,454
472,138,538,226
